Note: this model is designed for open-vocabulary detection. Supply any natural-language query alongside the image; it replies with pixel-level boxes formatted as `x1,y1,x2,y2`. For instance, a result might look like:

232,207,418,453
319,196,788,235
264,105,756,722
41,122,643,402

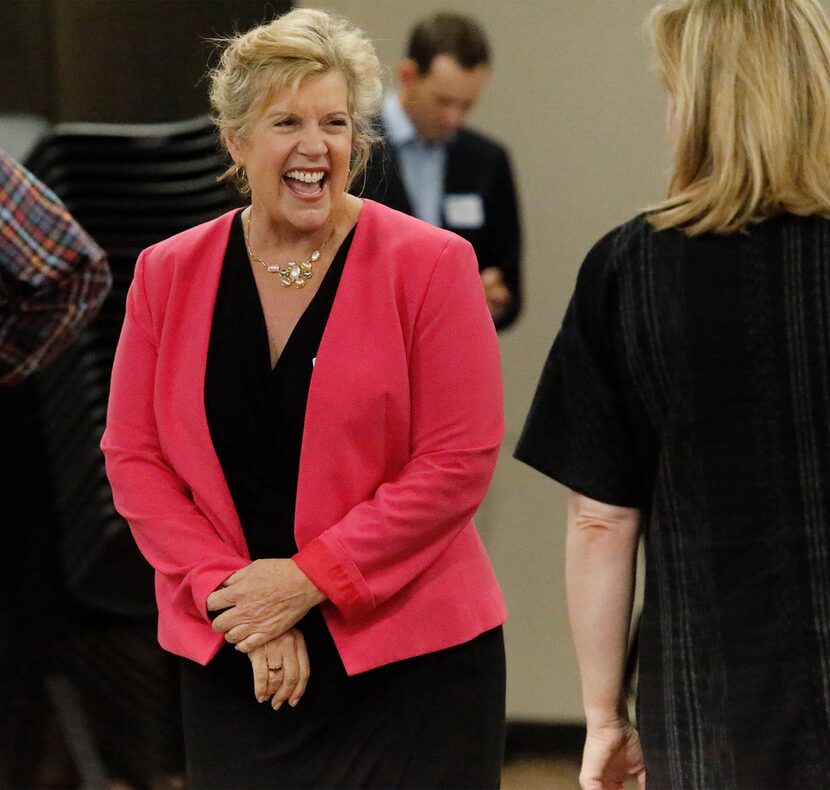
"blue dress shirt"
381,93,448,227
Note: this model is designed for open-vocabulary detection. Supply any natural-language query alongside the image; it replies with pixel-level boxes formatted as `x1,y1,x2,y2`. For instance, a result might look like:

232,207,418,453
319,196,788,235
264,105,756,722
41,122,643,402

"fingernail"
273,701,283,711
257,696,266,703
289,698,299,707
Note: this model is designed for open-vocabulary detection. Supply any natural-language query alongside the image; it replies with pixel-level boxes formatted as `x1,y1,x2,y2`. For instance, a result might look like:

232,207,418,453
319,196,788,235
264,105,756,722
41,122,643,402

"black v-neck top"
204,211,353,560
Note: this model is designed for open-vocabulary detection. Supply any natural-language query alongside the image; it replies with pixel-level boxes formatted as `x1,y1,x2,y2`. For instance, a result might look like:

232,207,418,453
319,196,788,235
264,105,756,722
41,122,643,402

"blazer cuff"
293,535,375,620
189,561,248,623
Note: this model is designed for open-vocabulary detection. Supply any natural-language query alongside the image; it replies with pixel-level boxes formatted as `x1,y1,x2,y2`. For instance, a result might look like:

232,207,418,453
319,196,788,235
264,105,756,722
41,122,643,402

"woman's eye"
329,118,349,127
274,118,295,127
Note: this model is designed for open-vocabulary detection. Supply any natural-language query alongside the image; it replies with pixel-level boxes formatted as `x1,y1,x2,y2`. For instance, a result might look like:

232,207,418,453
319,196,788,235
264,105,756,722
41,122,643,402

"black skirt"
181,612,505,789
184,211,506,788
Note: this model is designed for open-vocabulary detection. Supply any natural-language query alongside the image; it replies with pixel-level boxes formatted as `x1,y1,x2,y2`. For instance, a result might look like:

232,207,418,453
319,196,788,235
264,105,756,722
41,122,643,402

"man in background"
360,12,522,330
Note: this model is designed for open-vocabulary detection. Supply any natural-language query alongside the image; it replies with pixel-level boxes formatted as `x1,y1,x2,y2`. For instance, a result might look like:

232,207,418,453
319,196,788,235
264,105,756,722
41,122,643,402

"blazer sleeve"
101,250,247,630
293,235,504,620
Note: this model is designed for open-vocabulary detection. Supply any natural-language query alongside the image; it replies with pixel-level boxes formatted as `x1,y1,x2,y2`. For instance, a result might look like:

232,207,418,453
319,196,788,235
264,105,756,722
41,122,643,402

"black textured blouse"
517,213,830,789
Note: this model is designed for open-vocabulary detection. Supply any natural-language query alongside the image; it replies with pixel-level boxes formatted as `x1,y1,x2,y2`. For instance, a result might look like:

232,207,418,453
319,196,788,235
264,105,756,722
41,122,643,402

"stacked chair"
26,116,240,615
23,116,241,786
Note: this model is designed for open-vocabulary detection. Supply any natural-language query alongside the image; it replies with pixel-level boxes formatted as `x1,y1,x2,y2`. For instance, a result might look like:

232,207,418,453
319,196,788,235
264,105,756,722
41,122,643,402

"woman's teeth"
285,170,325,183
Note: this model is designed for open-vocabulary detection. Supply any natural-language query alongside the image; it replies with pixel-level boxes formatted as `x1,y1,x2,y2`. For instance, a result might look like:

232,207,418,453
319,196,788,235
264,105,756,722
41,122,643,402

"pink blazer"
101,199,507,674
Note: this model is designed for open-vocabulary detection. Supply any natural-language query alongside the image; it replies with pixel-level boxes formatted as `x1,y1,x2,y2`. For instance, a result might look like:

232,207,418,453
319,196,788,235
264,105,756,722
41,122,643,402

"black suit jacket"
357,123,522,330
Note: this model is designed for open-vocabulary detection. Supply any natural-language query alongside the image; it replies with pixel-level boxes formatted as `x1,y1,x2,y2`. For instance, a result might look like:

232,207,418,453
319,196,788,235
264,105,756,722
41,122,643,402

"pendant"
278,259,314,288
246,209,334,291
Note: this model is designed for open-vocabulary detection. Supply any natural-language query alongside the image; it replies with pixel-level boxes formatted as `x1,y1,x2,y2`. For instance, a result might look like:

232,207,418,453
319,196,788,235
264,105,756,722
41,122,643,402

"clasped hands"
207,558,326,708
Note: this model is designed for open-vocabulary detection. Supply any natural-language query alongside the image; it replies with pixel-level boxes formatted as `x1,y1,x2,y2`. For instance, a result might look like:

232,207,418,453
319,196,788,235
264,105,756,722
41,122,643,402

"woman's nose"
297,125,327,156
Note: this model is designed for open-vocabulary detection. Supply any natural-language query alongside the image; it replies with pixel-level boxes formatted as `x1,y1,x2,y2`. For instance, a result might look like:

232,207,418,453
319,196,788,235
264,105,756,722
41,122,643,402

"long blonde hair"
647,0,830,235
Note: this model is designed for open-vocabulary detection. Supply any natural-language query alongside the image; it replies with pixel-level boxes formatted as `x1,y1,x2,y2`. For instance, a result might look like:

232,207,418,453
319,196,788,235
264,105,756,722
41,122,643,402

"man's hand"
207,558,326,653
480,266,511,322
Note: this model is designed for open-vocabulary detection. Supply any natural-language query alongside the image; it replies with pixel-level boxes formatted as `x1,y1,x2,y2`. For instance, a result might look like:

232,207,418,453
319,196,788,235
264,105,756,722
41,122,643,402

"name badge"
443,193,485,229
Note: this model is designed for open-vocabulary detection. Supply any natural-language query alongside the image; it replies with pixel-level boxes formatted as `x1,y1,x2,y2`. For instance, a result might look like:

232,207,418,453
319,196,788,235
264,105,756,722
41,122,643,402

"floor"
502,756,582,789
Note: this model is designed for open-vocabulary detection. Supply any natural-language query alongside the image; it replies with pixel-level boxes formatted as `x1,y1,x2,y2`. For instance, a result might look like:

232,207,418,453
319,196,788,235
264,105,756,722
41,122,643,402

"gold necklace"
244,210,336,289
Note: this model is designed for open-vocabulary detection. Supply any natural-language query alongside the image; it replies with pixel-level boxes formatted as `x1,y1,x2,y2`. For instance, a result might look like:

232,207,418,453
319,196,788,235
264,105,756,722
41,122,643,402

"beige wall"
298,0,669,722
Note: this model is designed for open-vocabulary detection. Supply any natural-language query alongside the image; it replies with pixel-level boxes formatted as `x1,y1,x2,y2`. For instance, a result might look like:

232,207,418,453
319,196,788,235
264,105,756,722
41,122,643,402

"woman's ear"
224,130,244,166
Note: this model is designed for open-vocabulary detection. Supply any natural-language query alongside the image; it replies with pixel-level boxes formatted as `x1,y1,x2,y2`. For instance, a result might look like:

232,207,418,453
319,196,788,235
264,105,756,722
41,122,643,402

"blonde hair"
646,0,830,235
209,8,383,192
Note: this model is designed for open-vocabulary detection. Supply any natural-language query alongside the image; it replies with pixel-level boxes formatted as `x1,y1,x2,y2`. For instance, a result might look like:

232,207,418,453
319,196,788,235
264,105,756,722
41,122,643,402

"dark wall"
0,0,290,124
0,1,53,117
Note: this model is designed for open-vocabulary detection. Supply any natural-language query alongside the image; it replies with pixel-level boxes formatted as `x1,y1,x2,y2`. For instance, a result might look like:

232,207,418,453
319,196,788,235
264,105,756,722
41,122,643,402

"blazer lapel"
366,121,414,217
172,210,250,558
442,134,467,206
294,200,379,548
382,144,414,216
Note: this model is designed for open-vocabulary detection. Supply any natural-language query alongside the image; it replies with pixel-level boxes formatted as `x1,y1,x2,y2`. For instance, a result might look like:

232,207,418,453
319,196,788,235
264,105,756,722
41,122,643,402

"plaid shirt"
0,149,111,386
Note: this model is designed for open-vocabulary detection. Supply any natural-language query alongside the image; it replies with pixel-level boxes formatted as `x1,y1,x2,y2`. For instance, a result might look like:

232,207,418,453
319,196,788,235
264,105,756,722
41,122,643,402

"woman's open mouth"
284,169,328,197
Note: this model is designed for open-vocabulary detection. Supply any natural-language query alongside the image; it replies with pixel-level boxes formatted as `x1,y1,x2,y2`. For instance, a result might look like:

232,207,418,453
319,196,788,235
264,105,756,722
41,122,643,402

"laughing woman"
101,9,507,789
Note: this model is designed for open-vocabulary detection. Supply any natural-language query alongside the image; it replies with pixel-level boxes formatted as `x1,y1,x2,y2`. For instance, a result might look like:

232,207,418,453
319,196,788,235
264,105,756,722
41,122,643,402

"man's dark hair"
407,12,490,74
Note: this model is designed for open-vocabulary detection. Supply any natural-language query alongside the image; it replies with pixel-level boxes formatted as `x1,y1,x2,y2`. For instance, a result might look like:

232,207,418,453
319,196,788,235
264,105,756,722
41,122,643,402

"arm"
481,266,512,326
208,236,503,647
566,491,645,790
487,147,521,331
0,150,111,385
102,250,248,637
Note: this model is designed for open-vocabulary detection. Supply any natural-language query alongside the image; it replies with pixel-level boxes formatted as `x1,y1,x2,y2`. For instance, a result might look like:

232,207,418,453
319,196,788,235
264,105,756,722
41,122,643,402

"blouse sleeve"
514,229,650,508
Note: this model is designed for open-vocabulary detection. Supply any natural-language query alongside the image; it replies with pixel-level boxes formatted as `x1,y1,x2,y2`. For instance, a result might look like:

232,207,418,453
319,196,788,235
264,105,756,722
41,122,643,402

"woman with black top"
102,8,507,789
516,1,830,788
